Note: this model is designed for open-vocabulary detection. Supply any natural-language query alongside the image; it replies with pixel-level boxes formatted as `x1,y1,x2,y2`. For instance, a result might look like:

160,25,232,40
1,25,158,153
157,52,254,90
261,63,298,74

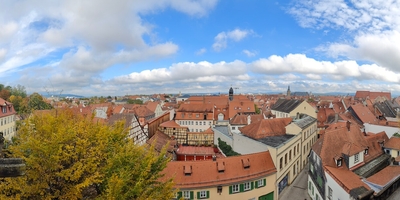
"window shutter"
240,183,244,192
177,191,182,199
255,180,259,188
263,178,266,187
206,191,210,198
190,191,194,199
197,191,200,199
229,186,233,194
251,181,254,190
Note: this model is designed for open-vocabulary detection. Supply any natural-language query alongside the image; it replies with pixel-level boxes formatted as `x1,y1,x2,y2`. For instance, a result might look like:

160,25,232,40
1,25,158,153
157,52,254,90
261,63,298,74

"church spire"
287,85,291,98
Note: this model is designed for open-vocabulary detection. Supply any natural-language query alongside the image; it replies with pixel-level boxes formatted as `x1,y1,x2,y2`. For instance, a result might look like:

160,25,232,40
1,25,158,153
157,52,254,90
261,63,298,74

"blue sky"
1,0,400,96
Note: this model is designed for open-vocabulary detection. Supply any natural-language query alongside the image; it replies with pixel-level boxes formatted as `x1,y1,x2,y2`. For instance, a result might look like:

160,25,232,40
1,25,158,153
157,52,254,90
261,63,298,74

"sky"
1,0,400,97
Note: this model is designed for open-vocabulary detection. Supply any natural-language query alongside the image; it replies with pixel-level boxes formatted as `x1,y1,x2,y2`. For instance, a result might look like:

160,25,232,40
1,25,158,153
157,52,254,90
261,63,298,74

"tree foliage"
127,99,143,104
217,138,240,157
0,109,175,199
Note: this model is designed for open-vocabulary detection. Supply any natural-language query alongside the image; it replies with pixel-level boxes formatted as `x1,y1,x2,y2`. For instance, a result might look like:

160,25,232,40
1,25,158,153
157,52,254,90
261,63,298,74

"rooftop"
257,134,296,148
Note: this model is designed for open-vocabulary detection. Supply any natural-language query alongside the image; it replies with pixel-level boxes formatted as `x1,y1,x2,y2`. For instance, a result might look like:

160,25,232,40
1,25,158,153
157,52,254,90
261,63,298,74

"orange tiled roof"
160,120,185,128
230,114,264,125
349,104,378,124
161,151,276,189
176,145,217,155
145,101,159,112
147,130,176,153
314,122,372,168
325,165,370,193
228,100,256,118
239,118,292,139
131,105,154,117
355,91,391,101
0,98,16,117
384,136,400,150
366,166,400,186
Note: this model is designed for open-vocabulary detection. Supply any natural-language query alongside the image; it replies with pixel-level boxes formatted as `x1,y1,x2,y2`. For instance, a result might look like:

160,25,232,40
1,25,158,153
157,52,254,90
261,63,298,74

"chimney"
334,113,338,122
346,121,351,131
296,112,300,120
247,115,251,125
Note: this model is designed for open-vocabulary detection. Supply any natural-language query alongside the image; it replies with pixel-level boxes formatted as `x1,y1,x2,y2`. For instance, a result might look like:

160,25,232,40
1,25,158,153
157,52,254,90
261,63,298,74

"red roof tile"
325,166,370,192
384,136,400,150
239,118,292,139
161,151,276,189
366,166,400,186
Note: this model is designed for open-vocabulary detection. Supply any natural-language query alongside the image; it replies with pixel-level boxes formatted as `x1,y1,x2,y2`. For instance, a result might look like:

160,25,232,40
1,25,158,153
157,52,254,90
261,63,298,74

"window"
183,191,191,199
354,154,359,163
337,158,342,167
232,184,240,193
199,190,207,198
289,150,292,160
256,179,264,187
244,182,251,191
232,127,236,130
328,186,333,200
285,154,287,165
280,157,283,169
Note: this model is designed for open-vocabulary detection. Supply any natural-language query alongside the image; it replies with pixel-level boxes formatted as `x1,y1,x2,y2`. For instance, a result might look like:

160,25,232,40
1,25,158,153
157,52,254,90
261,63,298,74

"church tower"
287,86,291,98
229,87,234,101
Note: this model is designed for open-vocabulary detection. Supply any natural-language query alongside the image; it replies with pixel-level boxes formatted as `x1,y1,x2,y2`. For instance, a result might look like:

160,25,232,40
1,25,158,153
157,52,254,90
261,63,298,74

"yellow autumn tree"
0,109,175,199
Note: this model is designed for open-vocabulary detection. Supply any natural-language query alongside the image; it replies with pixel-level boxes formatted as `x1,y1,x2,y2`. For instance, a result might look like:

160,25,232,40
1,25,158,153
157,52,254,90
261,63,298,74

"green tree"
127,99,143,104
27,92,53,111
10,84,27,98
254,104,261,114
0,109,174,199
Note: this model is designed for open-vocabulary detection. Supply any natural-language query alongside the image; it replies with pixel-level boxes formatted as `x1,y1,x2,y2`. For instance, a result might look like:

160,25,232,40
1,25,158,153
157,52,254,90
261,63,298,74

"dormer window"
242,158,250,169
378,140,384,147
184,165,192,176
364,148,369,155
335,157,343,167
217,162,225,173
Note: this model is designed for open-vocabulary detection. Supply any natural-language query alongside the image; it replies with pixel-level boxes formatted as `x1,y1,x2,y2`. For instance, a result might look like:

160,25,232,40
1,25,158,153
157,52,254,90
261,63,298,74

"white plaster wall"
232,133,269,155
348,151,364,169
364,123,399,138
325,170,350,200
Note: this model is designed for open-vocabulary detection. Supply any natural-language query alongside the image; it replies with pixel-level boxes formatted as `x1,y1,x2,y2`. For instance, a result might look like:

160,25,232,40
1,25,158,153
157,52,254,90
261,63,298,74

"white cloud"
0,49,6,61
242,49,257,57
196,48,207,55
250,53,400,83
113,60,248,83
212,28,253,52
288,0,400,32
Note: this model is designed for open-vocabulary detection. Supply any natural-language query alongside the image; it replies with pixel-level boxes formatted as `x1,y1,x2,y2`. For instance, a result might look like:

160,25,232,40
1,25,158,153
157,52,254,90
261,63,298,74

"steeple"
229,87,234,101
287,85,291,98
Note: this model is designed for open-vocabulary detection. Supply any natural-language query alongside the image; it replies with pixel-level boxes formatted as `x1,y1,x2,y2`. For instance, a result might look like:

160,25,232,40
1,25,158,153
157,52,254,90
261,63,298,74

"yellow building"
159,120,189,144
187,128,214,146
162,151,277,200
0,98,17,141
271,99,317,119
383,136,400,159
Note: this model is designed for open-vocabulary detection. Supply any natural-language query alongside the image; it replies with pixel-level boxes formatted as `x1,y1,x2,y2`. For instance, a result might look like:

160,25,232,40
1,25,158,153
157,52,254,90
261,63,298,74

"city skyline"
1,0,399,96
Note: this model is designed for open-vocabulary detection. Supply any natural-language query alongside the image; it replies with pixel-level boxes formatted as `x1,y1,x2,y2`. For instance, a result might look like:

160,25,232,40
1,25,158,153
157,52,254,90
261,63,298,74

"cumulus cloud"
0,0,216,93
212,28,253,52
250,53,400,83
112,60,249,83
